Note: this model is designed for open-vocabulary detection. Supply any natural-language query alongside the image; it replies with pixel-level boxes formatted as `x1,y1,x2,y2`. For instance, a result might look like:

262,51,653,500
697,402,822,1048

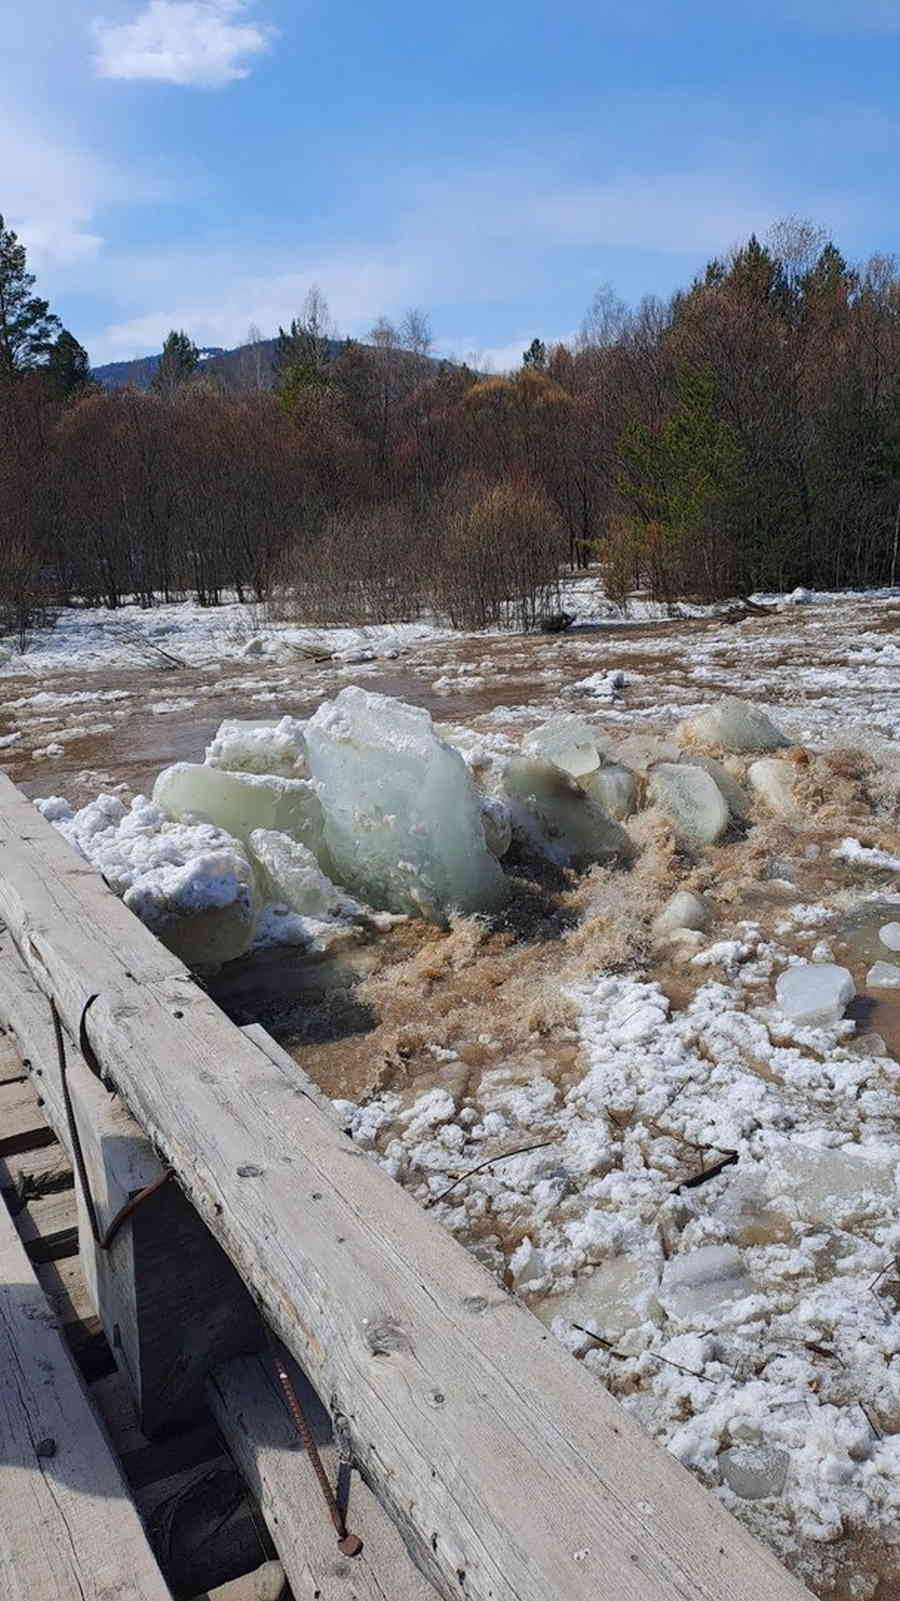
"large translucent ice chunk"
613,733,681,774
153,762,329,866
647,763,729,845
524,715,606,779
768,1143,898,1225
304,687,508,922
249,829,364,921
538,1256,662,1335
502,757,631,868
579,762,638,821
205,716,307,776
683,755,751,819
747,757,798,817
775,962,855,1027
679,697,790,752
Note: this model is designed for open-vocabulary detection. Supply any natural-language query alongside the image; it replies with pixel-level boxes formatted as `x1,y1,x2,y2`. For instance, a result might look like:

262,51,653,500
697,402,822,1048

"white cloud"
0,116,113,271
93,0,274,89
90,257,420,362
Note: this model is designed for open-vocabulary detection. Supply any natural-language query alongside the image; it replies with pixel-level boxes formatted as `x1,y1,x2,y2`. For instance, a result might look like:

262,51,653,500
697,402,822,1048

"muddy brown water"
3,597,900,1098
0,610,769,801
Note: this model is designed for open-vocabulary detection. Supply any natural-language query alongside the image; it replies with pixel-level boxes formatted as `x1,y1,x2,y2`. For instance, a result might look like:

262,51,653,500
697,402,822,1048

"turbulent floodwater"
4,587,900,1598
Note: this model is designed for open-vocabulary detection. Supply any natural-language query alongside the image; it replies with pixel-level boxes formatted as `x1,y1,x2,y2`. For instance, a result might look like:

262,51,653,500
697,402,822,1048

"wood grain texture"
0,936,260,1433
0,1193,172,1600
0,1075,57,1157
0,775,813,1601
208,1351,437,1601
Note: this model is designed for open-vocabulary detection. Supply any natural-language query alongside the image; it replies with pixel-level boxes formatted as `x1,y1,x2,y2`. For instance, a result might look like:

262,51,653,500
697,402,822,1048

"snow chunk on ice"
35,795,75,824
153,762,329,866
305,687,508,923
679,697,790,753
525,715,605,779
775,963,855,1027
879,922,900,952
566,669,625,700
42,793,257,966
502,757,632,868
660,1245,753,1320
205,716,307,777
832,838,900,872
510,1239,549,1294
647,763,729,845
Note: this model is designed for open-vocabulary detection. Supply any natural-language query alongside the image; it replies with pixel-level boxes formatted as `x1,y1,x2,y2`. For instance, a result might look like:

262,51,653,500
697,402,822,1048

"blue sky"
4,0,900,368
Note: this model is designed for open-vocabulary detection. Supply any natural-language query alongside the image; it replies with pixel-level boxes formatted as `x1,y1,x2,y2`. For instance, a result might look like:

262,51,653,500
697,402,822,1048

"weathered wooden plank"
0,774,813,1601
0,1137,70,1195
14,1183,79,1256
208,1351,438,1601
0,1075,57,1157
0,1193,172,1600
0,1028,24,1082
37,1249,98,1329
0,936,261,1433
188,1561,287,1601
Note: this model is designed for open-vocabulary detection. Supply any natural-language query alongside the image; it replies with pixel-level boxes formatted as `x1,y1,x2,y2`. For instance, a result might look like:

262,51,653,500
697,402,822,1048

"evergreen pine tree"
152,329,200,396
0,213,62,376
522,337,547,370
47,329,92,398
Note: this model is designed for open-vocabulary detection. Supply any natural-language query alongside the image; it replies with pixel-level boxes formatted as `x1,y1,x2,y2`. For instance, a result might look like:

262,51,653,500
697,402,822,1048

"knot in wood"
365,1317,411,1356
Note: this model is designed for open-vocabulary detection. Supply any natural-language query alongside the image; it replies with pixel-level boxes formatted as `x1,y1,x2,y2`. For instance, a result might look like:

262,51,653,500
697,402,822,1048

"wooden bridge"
0,772,811,1601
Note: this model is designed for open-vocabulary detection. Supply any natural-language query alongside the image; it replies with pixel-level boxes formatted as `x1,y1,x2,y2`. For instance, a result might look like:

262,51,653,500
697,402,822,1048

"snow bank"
37,794,257,965
205,715,308,777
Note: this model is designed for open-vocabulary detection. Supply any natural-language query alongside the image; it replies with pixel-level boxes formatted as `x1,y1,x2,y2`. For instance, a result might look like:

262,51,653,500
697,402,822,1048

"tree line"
2,213,899,647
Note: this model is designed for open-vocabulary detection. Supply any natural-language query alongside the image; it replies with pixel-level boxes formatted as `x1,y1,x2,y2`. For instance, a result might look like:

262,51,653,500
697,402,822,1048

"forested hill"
93,336,436,391
95,341,257,390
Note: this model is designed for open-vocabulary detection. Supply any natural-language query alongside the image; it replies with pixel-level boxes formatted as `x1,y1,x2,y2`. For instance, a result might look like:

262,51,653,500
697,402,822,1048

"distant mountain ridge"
93,335,450,392
94,344,236,389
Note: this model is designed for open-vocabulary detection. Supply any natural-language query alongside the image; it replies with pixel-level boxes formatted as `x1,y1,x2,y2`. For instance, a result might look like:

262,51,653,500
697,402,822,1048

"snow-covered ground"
5,581,900,1596
0,597,451,679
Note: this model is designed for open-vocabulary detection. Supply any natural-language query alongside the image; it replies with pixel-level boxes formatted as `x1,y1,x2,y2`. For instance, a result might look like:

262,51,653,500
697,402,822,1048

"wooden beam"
208,1351,438,1601
0,937,261,1434
0,1191,172,1600
0,775,813,1601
